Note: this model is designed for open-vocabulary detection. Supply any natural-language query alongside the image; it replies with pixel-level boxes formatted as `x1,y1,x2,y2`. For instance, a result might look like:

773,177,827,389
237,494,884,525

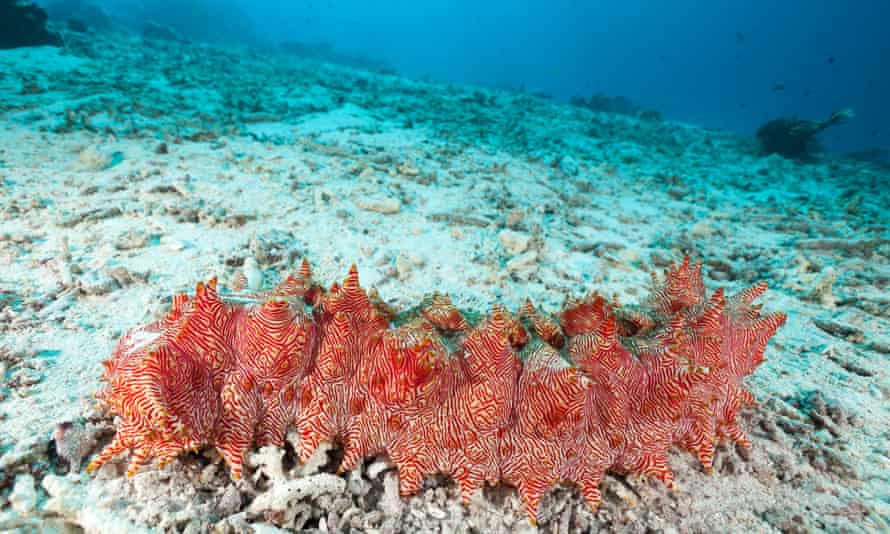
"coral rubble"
87,256,785,524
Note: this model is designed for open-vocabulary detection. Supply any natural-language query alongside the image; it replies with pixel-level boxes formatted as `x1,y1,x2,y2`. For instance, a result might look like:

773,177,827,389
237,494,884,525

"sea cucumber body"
89,258,786,523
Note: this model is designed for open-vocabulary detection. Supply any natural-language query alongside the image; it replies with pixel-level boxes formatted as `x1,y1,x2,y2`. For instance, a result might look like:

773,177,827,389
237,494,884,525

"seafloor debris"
87,256,785,524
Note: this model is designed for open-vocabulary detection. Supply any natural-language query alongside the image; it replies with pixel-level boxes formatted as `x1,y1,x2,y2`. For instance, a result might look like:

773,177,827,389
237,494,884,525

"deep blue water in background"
39,0,890,157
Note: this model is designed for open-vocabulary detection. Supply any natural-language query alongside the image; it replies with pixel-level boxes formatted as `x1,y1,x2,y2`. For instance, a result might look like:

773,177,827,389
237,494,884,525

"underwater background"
0,1,888,532
31,0,890,158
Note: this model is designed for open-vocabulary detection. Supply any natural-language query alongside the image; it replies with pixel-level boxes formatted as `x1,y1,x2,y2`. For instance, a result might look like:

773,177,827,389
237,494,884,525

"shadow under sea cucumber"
87,255,786,525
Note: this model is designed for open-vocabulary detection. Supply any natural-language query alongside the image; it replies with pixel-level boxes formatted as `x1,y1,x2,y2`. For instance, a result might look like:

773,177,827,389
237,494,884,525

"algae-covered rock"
0,1,63,49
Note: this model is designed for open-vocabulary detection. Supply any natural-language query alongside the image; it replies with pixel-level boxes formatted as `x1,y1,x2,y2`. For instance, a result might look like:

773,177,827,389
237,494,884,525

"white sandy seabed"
0,29,888,534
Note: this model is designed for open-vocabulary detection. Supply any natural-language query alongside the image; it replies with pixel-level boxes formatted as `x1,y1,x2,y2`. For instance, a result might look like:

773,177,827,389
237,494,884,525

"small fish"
827,56,836,64
772,83,785,92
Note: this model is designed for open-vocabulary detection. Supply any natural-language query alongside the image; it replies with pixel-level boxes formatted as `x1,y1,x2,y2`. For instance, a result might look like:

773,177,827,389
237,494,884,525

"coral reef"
756,109,854,160
87,256,785,524
570,92,663,121
0,0,63,50
43,0,113,32
279,40,396,74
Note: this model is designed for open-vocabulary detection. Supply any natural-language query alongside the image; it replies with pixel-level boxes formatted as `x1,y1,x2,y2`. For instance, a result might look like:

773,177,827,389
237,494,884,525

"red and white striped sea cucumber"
88,256,786,524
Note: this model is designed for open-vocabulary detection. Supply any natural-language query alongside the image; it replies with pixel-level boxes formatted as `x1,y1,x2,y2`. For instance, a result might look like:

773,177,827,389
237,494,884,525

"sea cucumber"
87,256,785,524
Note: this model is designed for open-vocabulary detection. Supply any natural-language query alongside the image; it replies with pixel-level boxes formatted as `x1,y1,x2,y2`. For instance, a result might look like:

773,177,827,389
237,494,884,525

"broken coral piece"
88,256,785,524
